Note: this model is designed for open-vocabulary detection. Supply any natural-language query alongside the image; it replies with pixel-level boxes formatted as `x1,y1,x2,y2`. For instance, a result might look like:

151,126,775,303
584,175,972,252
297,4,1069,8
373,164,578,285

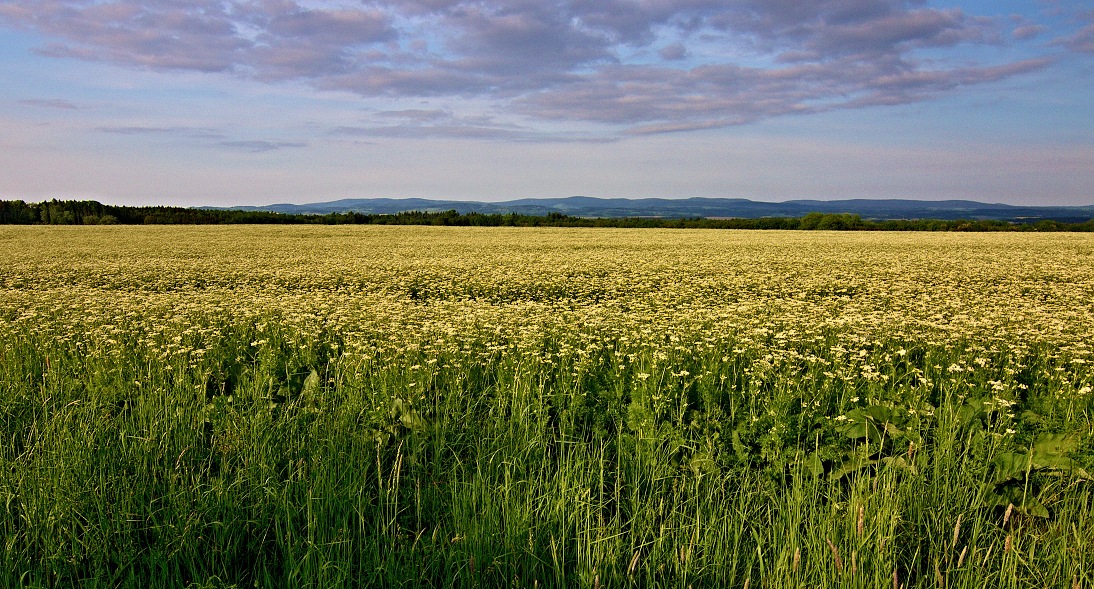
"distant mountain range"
215,197,1094,222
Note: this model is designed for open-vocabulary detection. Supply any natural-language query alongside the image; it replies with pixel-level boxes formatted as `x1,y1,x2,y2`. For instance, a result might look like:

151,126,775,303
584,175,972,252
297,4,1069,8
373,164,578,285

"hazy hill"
217,197,1094,222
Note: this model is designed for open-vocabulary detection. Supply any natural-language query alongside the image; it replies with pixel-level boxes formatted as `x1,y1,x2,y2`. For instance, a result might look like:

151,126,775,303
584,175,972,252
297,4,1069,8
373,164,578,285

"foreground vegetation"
3,199,1094,231
1,226,1092,588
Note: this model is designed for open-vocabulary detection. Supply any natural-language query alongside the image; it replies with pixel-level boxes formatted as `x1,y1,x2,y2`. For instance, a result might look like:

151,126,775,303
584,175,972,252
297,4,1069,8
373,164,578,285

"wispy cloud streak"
1057,11,1094,52
19,98,80,109
216,140,308,152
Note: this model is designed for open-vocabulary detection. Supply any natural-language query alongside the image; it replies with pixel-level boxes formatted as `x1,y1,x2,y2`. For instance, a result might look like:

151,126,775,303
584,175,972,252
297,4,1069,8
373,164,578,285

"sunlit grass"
1,226,1092,587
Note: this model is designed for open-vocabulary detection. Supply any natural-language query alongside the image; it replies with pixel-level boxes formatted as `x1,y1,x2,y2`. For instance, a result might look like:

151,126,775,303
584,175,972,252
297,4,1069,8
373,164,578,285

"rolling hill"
215,196,1094,222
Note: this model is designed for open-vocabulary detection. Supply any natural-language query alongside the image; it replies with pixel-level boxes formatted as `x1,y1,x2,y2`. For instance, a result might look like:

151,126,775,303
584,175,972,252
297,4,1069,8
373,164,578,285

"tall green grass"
1,312,1091,588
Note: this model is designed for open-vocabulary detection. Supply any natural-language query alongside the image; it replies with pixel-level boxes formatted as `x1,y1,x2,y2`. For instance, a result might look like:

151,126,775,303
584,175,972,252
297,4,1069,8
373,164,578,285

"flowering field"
1,225,1093,588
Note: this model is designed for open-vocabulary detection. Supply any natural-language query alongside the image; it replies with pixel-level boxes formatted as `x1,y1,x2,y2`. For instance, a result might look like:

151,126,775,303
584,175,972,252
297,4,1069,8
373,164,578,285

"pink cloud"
0,0,1062,134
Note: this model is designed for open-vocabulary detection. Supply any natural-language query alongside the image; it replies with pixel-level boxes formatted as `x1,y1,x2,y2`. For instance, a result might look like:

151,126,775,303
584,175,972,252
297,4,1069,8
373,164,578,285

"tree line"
2,199,1092,231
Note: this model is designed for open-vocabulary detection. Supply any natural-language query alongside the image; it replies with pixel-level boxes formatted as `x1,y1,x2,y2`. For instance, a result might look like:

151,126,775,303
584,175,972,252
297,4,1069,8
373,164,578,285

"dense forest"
2,198,1093,231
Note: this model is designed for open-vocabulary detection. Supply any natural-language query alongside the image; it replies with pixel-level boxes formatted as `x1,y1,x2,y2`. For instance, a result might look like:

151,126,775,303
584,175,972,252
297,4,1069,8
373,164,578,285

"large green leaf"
1032,433,1080,458
992,451,1032,484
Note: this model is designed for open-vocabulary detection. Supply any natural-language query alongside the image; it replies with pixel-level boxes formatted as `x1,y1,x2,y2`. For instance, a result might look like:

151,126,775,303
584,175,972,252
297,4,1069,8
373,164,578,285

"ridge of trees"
2,199,1093,231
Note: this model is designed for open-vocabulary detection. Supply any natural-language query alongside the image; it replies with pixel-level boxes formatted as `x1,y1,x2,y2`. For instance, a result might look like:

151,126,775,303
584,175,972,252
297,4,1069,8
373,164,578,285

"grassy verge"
2,317,1091,587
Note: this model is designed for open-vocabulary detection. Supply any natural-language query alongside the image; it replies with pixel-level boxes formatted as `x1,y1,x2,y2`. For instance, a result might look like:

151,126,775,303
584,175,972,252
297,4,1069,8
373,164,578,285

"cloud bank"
0,0,1075,134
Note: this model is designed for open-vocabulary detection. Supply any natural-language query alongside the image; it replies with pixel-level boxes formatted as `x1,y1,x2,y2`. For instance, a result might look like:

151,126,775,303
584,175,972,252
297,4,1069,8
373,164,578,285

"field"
1,226,1093,588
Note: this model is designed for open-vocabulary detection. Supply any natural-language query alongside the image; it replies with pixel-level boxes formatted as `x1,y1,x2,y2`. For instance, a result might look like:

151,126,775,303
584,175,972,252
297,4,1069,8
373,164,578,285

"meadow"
1,226,1092,588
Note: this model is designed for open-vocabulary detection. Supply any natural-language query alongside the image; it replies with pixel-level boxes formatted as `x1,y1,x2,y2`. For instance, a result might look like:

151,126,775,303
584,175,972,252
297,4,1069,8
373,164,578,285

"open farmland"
1,226,1093,588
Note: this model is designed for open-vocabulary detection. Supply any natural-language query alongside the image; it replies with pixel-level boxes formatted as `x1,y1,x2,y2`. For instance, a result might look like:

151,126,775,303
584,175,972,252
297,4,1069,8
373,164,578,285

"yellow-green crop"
1,226,1092,588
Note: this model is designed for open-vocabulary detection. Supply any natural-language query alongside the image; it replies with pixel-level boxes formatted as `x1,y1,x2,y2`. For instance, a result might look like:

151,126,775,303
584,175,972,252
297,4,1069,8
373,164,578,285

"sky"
1,0,1092,207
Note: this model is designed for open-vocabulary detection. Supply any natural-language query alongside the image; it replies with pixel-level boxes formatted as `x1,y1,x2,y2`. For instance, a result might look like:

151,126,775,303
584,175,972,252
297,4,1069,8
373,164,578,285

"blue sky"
1,0,1092,207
